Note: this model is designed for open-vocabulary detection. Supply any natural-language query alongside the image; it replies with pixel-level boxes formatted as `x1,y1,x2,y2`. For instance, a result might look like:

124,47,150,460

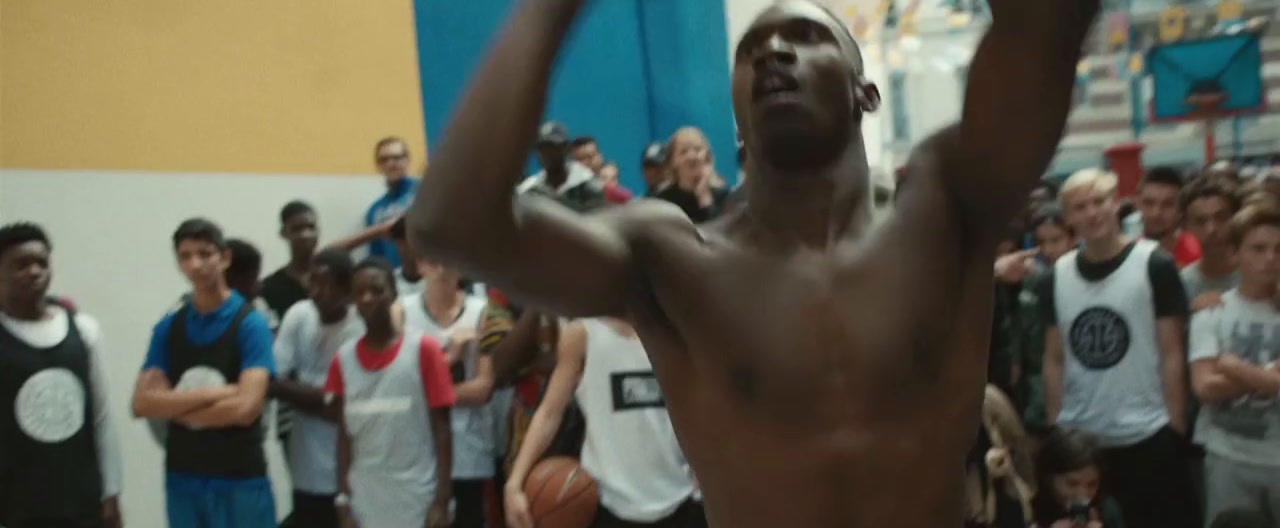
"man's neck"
192,285,232,314
1081,232,1130,262
545,166,569,189
364,314,400,347
286,254,311,279
1237,277,1276,302
1198,248,1234,278
743,140,871,250
0,298,49,321
319,305,349,326
385,176,404,192
423,282,463,322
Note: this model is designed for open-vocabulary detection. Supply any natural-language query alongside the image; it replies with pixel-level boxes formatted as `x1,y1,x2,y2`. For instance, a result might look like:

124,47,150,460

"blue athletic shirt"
366,177,420,268
141,291,276,487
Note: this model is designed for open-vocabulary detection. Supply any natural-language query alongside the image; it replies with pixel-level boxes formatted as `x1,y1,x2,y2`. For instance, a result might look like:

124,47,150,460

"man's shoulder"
280,300,318,326
70,311,103,345
1144,245,1181,275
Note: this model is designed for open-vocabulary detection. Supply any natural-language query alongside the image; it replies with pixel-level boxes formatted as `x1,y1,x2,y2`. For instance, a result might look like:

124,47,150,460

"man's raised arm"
408,0,646,318
945,0,1101,229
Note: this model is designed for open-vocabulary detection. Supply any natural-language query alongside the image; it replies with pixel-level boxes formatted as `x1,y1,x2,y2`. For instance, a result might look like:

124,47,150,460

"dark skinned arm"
407,0,682,318
935,0,1101,234
428,407,453,525
335,400,357,527
269,381,337,420
488,309,550,387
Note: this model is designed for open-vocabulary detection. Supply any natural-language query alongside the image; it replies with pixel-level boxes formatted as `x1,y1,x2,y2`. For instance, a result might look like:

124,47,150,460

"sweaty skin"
407,0,1098,526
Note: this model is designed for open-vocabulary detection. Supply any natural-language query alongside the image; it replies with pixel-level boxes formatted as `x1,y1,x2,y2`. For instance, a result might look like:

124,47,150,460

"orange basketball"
524,456,599,528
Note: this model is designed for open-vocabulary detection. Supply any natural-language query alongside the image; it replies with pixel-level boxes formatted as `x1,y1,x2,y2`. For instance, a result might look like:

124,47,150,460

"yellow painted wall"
1,0,427,174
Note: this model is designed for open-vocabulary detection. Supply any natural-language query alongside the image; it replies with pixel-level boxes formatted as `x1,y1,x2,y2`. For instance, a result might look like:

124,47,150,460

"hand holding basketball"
522,457,599,528
504,486,536,528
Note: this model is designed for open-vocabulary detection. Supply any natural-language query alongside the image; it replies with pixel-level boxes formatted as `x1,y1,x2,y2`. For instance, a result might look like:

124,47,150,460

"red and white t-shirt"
324,334,456,408
324,331,455,528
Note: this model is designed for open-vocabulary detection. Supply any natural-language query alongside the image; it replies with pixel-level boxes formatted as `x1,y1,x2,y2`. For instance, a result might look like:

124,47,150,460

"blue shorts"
165,473,276,528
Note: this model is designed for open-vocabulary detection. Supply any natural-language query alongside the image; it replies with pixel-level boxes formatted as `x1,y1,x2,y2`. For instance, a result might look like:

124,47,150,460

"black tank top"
164,303,267,478
0,303,102,526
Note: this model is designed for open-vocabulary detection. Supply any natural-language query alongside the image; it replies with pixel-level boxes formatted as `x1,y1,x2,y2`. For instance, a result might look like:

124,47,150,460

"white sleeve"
274,304,302,379
77,314,123,499
1188,309,1221,364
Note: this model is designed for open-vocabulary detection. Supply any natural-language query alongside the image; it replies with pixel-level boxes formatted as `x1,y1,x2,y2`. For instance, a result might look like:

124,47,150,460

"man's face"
1233,225,1280,284
598,164,620,185
309,265,350,316
415,258,460,286
1062,186,1119,243
176,239,229,289
1035,223,1075,264
643,166,666,188
573,142,603,172
375,141,411,184
352,268,395,322
227,267,262,301
731,0,861,170
1183,196,1233,252
537,144,569,174
281,212,319,258
1137,183,1181,239
0,241,52,309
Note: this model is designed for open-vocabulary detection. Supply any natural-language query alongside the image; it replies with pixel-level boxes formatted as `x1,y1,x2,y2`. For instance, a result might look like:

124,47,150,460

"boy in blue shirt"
131,218,277,528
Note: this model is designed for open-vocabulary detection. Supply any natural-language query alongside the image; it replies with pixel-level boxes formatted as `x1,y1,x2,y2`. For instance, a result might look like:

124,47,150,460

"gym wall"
1,0,428,525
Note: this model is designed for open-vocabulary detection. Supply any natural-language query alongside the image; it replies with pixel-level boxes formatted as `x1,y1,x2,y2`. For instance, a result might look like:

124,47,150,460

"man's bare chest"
638,255,973,418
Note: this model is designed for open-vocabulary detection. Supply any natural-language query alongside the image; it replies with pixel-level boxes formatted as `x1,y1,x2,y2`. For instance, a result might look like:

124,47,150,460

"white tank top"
575,319,695,522
400,293,494,478
1054,239,1169,446
338,330,439,528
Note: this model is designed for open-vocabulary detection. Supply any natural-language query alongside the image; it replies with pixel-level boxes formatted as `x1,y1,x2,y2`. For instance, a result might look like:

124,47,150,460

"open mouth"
753,70,801,104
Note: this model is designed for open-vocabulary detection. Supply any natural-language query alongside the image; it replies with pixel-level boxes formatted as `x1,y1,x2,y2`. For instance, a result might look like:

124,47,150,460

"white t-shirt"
576,319,696,522
516,161,596,195
1053,240,1170,446
0,306,122,498
1188,290,1280,466
400,291,492,479
274,302,365,494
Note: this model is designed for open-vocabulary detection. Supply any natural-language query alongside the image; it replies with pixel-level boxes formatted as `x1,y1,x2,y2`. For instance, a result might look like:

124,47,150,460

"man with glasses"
355,137,419,268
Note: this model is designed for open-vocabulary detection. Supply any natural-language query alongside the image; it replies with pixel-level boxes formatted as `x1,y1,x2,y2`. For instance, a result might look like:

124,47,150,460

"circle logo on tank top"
15,368,86,443
175,366,228,391
1068,306,1131,370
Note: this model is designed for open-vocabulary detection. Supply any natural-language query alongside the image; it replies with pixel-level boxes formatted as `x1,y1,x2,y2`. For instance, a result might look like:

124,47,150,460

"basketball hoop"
1186,91,1228,162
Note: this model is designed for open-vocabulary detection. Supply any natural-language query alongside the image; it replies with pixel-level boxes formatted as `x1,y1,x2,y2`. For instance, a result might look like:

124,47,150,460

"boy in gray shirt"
1181,178,1242,310
1189,204,1280,526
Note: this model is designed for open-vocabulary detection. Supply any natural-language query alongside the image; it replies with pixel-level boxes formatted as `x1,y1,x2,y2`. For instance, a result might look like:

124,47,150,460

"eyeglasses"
377,153,408,164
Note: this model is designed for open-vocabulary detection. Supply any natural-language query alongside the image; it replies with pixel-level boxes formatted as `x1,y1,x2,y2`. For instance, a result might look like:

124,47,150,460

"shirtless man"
406,0,1098,525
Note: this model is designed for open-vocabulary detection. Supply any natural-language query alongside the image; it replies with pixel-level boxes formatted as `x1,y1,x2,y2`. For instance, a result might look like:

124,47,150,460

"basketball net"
1187,92,1228,163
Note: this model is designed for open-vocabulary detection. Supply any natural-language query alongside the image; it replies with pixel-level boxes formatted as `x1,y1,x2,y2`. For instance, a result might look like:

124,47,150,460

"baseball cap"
641,141,669,168
535,121,570,148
